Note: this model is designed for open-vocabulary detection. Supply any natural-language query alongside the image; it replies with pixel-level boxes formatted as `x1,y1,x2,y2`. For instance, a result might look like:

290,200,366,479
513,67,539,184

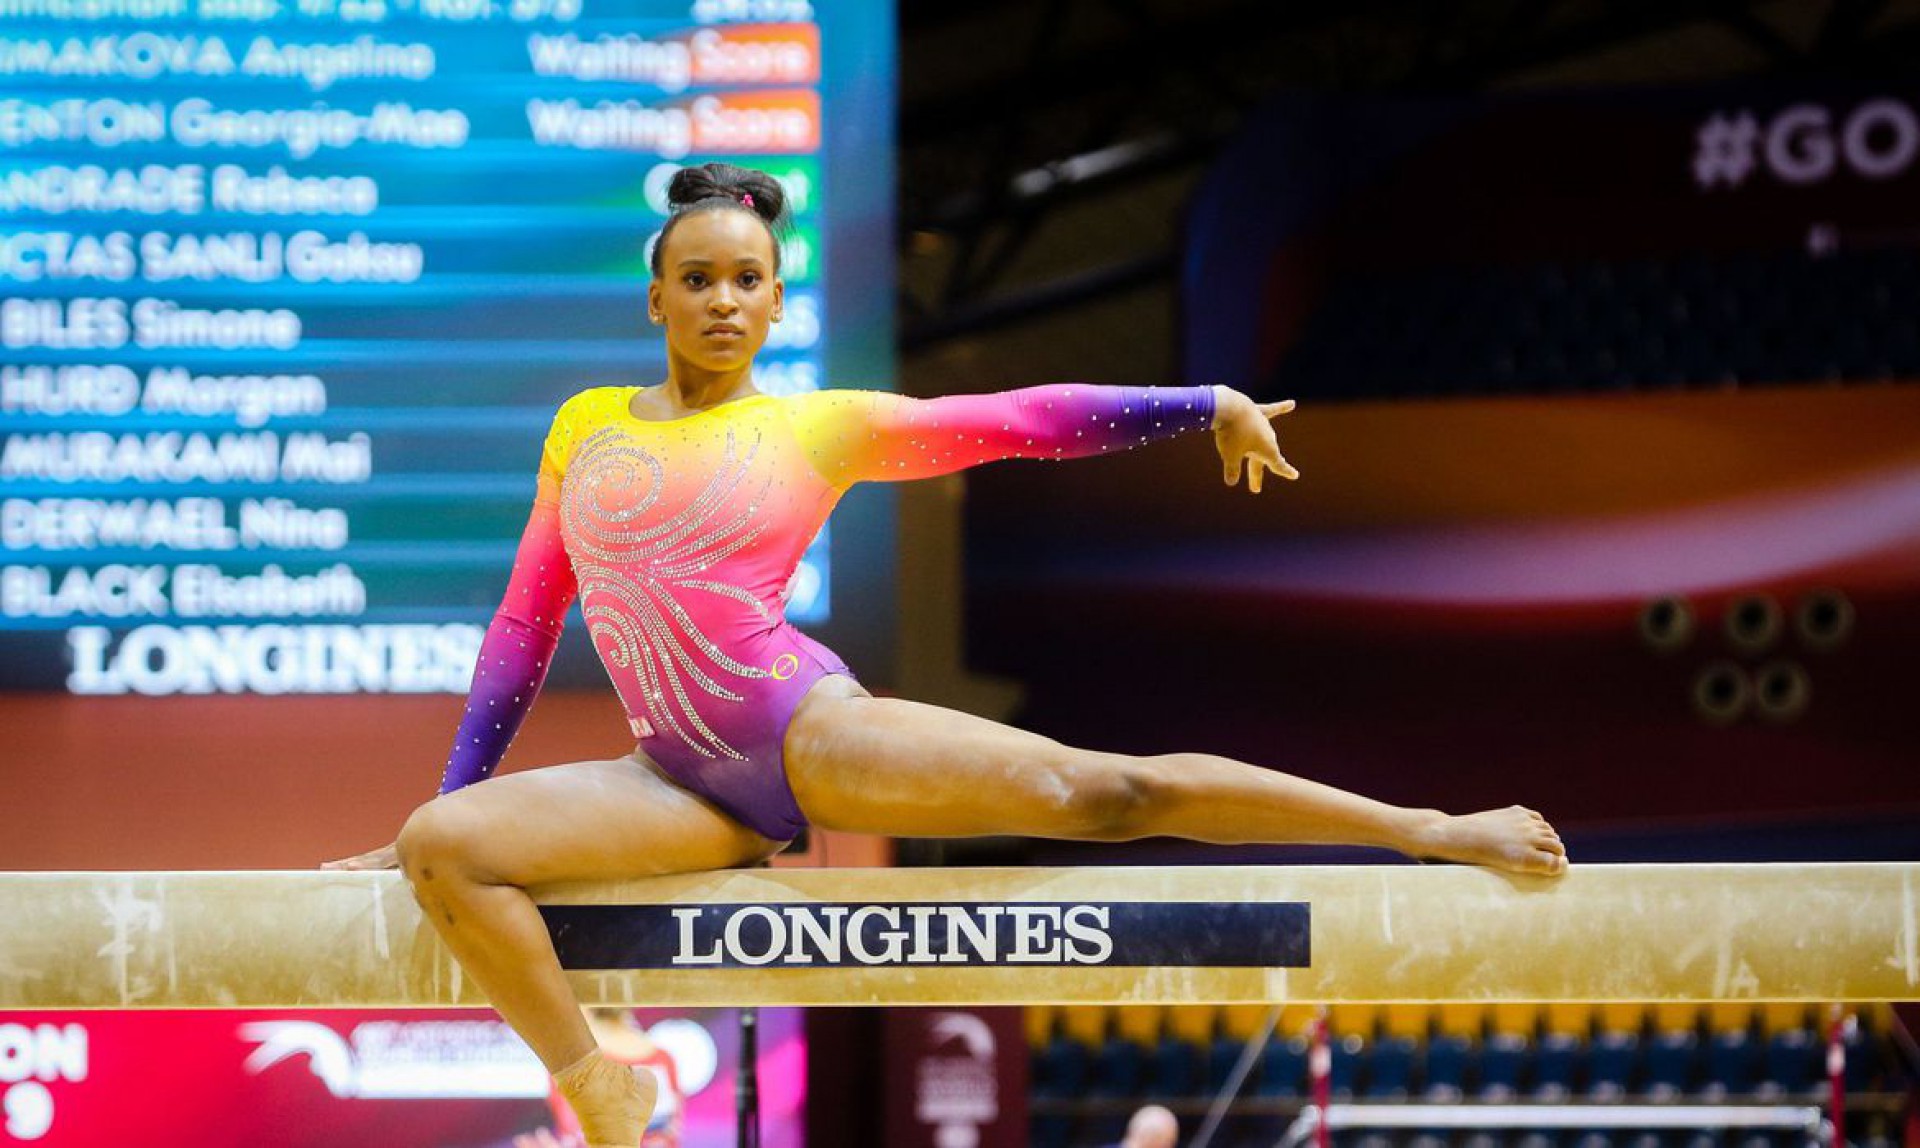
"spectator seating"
1026,1000,1910,1147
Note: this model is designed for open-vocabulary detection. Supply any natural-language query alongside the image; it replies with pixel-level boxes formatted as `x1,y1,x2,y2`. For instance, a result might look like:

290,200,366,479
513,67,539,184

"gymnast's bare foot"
553,1049,658,1148
1410,806,1568,876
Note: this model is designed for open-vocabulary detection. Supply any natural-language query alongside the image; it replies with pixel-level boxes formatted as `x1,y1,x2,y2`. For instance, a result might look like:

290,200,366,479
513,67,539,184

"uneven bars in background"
0,863,1912,1010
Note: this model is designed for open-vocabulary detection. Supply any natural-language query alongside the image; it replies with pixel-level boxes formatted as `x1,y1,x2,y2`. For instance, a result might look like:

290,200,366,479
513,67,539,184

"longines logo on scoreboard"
541,901,1310,970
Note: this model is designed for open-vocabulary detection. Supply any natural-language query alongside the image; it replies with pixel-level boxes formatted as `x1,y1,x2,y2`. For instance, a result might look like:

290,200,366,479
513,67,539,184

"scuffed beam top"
0,863,1913,1009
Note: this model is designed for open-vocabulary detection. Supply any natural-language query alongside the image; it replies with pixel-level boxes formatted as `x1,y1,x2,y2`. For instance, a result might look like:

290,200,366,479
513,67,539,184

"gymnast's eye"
738,270,761,289
684,272,708,289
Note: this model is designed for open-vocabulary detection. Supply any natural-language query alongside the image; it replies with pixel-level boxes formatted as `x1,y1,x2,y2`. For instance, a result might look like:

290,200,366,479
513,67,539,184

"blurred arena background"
2,1,1917,1145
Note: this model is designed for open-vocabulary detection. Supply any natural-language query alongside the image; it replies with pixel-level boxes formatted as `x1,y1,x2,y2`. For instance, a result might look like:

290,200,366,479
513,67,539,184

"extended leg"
395,752,779,1145
784,681,1565,873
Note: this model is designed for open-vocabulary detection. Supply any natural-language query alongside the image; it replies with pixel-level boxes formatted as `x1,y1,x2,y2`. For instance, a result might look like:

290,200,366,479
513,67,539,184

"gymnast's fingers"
321,842,400,871
1249,442,1298,487
1261,398,1297,420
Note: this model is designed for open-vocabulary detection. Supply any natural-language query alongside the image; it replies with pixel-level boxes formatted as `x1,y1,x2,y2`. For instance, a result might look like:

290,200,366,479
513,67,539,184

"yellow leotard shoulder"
539,386,634,484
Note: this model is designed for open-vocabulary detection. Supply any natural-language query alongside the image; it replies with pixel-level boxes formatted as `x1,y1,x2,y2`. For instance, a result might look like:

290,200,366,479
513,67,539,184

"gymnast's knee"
396,800,479,886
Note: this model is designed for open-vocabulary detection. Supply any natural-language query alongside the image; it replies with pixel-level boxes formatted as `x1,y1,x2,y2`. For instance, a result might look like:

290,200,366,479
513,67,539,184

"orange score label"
689,90,820,154
683,24,821,86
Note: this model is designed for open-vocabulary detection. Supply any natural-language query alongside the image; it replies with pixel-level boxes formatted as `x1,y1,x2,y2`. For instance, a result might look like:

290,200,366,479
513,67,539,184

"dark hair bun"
649,162,790,276
666,162,786,227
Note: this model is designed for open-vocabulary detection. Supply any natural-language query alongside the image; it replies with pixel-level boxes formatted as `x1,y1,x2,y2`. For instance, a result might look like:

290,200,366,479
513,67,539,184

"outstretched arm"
795,383,1297,489
437,477,579,795
794,383,1211,484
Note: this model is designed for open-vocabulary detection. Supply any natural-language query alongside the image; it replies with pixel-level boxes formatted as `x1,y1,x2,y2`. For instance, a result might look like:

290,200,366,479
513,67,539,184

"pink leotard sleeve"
790,383,1217,485
436,408,581,795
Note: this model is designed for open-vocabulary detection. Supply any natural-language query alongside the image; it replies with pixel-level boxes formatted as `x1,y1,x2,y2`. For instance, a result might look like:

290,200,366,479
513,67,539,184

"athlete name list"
0,2,831,695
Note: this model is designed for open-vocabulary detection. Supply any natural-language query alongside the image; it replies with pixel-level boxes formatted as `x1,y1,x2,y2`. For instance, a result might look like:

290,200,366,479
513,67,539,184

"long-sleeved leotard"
437,382,1217,841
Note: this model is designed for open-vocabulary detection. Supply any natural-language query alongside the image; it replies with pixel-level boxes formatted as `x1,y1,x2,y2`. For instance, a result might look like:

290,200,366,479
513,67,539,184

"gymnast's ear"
646,279,665,325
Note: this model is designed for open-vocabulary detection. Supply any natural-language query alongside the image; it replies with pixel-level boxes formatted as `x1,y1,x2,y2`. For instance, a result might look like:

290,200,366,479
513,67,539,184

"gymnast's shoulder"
548,384,632,423
779,384,896,420
536,386,631,474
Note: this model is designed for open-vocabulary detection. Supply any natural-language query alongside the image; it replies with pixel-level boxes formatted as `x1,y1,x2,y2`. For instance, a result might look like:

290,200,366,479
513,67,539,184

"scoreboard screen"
0,0,896,696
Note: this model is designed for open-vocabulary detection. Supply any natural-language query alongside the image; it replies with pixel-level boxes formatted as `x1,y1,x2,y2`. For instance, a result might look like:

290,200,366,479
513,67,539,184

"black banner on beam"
541,900,1310,971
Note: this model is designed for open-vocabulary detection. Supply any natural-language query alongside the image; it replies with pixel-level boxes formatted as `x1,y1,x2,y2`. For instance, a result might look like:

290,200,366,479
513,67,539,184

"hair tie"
740,193,755,209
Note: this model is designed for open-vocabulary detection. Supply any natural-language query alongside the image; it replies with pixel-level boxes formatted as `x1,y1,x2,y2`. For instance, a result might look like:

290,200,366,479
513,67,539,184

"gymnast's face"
648,209,784,373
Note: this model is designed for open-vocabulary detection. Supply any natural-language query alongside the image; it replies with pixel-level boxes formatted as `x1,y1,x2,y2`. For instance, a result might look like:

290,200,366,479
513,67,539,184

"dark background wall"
887,0,1920,869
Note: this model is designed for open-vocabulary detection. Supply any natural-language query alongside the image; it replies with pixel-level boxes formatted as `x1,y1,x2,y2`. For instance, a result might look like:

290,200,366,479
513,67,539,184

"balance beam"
1,863,1912,1009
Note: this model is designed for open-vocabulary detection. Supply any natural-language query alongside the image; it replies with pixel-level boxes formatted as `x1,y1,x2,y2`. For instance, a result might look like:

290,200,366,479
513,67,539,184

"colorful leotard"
437,383,1217,841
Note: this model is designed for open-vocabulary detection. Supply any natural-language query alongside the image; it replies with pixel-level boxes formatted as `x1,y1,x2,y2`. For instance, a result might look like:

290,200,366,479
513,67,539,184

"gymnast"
323,162,1567,1147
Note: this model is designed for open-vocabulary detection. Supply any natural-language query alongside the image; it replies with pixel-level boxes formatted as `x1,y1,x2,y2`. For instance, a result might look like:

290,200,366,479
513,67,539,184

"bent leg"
395,751,778,1124
784,686,1565,875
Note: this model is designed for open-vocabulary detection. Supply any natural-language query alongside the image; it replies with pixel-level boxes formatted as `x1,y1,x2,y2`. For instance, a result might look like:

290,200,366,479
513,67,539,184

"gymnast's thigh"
782,687,1127,838
407,753,782,888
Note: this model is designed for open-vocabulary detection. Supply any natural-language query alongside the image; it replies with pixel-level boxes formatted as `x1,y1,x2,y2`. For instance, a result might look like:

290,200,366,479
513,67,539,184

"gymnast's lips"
703,324,745,338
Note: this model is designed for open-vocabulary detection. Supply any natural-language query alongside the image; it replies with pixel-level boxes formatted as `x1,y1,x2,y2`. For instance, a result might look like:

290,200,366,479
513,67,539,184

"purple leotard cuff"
435,479,575,797
1111,384,1215,442
436,608,561,794
983,383,1216,459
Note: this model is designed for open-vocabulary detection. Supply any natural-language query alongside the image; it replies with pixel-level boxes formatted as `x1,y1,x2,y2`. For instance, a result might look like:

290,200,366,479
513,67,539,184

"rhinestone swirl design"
560,424,775,760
